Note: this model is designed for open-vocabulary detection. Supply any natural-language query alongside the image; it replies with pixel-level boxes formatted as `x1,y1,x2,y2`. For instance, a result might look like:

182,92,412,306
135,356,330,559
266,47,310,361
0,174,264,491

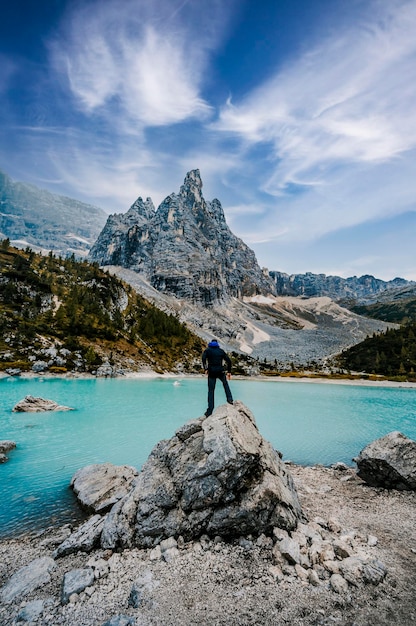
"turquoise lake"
1,376,415,538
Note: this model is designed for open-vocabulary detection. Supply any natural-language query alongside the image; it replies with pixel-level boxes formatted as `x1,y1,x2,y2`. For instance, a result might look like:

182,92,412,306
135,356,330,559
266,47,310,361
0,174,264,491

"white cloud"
50,0,231,129
215,2,416,195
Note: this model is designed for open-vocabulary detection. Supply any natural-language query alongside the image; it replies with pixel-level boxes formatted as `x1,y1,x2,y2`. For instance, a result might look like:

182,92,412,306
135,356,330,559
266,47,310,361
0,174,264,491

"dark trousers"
207,372,233,415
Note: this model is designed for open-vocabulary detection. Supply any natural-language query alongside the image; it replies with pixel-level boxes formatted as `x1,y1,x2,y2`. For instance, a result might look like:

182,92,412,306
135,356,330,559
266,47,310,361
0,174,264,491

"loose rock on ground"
1,464,415,625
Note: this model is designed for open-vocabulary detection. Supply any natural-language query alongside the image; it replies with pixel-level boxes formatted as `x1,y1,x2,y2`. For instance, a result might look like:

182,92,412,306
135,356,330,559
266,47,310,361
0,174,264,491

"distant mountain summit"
0,169,106,256
270,271,414,305
89,170,274,304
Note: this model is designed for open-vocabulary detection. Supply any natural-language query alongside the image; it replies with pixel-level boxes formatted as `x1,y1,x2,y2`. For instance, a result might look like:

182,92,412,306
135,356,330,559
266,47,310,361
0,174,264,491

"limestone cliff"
89,170,274,305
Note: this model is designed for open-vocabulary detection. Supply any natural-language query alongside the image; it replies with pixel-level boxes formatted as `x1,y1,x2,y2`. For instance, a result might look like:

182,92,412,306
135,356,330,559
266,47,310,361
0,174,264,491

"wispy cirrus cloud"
213,0,416,237
50,0,231,129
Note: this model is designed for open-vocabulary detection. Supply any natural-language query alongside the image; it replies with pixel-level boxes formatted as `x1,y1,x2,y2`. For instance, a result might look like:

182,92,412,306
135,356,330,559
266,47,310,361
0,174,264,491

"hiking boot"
204,410,212,417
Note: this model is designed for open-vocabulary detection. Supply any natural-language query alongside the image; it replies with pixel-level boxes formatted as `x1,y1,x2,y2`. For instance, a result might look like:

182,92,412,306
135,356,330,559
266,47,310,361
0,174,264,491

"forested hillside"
337,324,416,380
337,289,416,380
0,240,204,374
351,298,416,325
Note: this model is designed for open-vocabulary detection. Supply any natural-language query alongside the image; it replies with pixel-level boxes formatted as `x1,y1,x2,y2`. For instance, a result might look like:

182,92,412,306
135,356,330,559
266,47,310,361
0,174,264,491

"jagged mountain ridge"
270,271,414,305
88,170,274,304
89,169,396,364
0,169,106,257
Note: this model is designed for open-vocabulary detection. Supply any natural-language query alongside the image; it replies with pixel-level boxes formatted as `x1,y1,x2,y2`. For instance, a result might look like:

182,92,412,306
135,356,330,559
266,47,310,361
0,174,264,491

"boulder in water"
0,440,16,463
12,395,74,412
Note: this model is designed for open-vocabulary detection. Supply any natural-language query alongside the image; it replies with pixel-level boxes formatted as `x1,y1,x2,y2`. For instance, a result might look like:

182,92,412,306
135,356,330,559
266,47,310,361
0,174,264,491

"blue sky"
1,0,415,280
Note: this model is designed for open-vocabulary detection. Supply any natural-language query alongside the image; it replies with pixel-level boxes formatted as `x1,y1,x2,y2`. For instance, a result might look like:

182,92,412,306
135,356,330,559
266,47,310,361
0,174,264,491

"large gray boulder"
0,557,55,604
59,401,302,554
71,463,139,513
354,431,416,490
12,395,73,412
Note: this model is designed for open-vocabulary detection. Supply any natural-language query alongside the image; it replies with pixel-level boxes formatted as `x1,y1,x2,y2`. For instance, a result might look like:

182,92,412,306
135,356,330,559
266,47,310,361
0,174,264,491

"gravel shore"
1,464,415,626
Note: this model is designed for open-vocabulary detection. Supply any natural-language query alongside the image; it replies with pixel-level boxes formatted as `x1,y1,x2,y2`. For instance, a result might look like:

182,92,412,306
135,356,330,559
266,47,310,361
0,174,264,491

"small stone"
149,545,162,561
308,570,321,586
273,528,289,542
333,540,352,559
256,534,273,549
163,547,180,562
327,517,342,533
160,537,178,552
318,543,335,563
331,462,349,471
323,560,340,574
61,568,95,605
367,535,378,547
238,537,253,550
362,559,387,585
295,564,309,581
268,565,284,582
339,557,364,586
16,599,44,622
278,537,301,565
330,573,349,594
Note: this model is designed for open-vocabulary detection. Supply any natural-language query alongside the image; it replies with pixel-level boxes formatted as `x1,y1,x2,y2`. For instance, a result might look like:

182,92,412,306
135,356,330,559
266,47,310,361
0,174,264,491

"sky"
1,0,415,281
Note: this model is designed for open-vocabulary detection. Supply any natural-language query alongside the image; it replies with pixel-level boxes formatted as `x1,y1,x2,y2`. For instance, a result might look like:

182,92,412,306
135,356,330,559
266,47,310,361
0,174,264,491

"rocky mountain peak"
180,168,203,194
126,197,155,223
89,170,274,304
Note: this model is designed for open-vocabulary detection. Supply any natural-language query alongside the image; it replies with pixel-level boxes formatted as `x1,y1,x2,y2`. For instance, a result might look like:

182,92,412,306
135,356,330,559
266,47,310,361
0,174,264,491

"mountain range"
1,167,414,368
0,169,106,257
88,170,401,365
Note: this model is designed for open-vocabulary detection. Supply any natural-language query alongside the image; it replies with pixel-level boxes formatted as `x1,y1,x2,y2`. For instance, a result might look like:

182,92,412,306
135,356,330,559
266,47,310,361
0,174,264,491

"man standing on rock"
202,339,233,417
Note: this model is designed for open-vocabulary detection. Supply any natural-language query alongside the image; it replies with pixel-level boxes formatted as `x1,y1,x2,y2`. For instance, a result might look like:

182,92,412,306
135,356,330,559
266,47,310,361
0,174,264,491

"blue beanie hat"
208,339,219,347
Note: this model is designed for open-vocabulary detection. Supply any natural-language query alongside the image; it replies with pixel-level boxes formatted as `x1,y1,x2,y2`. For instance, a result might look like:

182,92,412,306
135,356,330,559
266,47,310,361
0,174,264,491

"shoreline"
2,369,416,389
1,464,415,625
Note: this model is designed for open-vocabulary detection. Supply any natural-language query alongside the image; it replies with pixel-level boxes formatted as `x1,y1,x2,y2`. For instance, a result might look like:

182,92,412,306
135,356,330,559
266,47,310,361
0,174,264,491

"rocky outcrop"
354,431,416,490
0,440,16,463
56,401,302,555
12,395,74,412
70,463,139,513
270,271,413,305
89,170,274,305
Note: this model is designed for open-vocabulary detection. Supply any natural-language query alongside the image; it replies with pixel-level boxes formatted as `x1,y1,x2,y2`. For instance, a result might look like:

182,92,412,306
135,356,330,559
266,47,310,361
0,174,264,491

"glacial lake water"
1,376,415,538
